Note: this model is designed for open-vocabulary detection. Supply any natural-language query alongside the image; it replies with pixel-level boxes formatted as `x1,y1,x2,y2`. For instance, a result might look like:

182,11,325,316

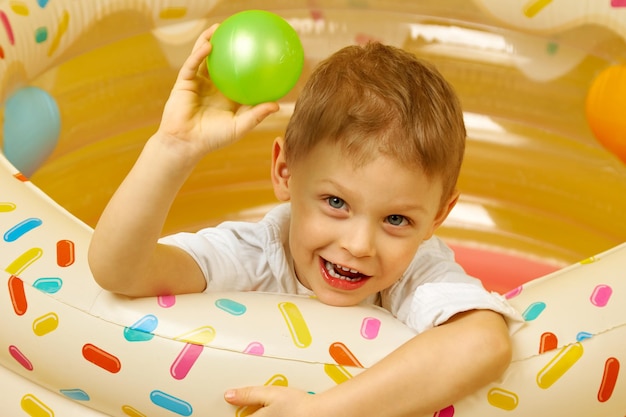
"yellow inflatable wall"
1,1,625,416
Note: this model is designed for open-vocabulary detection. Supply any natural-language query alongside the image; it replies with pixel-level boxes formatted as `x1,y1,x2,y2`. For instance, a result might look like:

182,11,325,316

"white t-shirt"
160,204,523,334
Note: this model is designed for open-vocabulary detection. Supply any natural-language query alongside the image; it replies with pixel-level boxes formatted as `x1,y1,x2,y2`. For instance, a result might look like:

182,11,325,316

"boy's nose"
340,218,376,258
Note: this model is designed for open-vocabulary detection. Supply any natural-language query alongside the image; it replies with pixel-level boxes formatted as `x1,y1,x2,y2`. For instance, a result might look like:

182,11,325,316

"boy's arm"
88,26,279,297
225,309,512,417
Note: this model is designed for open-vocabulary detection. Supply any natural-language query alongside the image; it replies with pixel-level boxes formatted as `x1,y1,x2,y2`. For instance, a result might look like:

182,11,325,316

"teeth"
339,265,359,273
325,261,363,282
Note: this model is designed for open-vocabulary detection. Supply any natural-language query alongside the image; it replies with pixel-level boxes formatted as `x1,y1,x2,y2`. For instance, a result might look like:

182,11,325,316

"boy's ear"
271,137,291,201
425,189,459,240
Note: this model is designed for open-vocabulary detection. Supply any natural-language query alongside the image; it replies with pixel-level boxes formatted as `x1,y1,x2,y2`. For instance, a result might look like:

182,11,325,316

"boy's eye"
386,214,408,226
327,196,345,209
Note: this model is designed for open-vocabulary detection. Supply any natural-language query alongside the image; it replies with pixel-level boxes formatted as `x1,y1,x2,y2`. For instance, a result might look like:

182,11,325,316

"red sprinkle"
56,239,75,267
0,11,14,45
539,332,558,354
8,275,27,316
82,344,121,373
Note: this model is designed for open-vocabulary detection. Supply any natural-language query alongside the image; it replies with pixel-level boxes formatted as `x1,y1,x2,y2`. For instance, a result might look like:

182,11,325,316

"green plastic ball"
207,10,304,105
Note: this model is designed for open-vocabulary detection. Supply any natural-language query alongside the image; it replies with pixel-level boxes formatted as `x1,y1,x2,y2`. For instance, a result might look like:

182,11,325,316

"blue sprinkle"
547,42,559,55
35,27,47,43
150,390,192,416
33,277,63,294
576,331,593,342
215,298,247,316
60,388,90,401
124,314,158,342
124,327,154,342
522,301,546,321
37,0,49,7
3,218,42,242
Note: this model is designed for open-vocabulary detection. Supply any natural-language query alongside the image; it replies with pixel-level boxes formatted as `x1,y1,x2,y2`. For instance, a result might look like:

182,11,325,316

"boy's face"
272,137,458,307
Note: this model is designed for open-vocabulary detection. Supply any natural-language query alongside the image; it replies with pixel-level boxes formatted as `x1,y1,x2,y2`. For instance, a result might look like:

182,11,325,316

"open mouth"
325,261,366,281
321,258,370,290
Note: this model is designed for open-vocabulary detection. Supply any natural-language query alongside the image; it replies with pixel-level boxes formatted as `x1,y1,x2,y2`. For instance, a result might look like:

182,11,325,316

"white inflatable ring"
1,1,626,416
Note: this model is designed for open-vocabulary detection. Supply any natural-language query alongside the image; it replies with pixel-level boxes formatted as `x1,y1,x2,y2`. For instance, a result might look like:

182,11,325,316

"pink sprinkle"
611,0,626,7
590,284,612,307
504,286,523,299
310,9,323,20
243,342,265,356
360,317,381,340
0,11,14,45
433,405,454,417
158,295,176,308
9,345,33,370
355,33,381,46
170,343,203,380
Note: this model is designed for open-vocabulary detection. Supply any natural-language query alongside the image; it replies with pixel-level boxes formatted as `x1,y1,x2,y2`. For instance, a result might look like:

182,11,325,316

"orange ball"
585,65,626,163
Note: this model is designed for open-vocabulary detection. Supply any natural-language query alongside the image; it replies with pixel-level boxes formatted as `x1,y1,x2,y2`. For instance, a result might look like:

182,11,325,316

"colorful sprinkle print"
487,387,519,411
21,394,53,417
522,301,546,321
523,0,553,18
0,139,624,415
150,390,193,416
3,218,42,242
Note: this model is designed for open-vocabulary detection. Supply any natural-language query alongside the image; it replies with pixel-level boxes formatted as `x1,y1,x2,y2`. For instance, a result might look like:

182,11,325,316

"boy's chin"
313,291,365,308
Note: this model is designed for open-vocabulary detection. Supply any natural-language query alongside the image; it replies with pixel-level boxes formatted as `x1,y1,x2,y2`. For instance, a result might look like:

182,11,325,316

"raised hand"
157,25,280,158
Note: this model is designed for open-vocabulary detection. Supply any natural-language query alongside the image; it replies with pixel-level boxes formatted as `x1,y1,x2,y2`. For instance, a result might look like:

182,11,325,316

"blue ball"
3,86,61,176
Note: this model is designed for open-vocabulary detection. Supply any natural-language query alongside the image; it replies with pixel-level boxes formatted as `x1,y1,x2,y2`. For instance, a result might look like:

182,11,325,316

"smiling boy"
89,25,522,416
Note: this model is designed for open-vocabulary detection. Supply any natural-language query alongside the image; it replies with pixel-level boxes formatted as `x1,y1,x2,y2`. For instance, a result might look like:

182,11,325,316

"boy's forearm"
315,310,511,417
88,133,201,294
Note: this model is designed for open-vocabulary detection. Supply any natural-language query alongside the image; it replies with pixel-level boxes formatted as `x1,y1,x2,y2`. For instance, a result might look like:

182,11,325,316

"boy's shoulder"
415,236,457,261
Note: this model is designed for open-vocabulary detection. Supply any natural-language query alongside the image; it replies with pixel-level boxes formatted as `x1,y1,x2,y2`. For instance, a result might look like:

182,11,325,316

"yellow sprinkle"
33,313,59,336
278,301,312,348
580,256,597,264
0,202,17,212
159,7,187,19
236,374,289,417
9,1,29,16
48,9,69,57
175,326,215,345
324,363,352,384
523,0,553,18
21,394,53,417
265,374,288,387
487,387,519,411
5,247,43,275
122,405,147,417
536,343,584,389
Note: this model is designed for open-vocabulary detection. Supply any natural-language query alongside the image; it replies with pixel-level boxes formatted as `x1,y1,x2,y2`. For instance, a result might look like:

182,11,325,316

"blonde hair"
284,42,466,205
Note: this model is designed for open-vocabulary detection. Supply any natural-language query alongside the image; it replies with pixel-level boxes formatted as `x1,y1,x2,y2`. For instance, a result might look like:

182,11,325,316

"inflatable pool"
1,0,626,416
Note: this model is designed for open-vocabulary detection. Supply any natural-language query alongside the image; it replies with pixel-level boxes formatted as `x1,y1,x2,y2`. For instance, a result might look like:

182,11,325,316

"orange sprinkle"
598,357,620,402
56,239,75,267
539,332,558,354
13,172,28,182
9,275,27,316
82,343,121,373
329,342,363,368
